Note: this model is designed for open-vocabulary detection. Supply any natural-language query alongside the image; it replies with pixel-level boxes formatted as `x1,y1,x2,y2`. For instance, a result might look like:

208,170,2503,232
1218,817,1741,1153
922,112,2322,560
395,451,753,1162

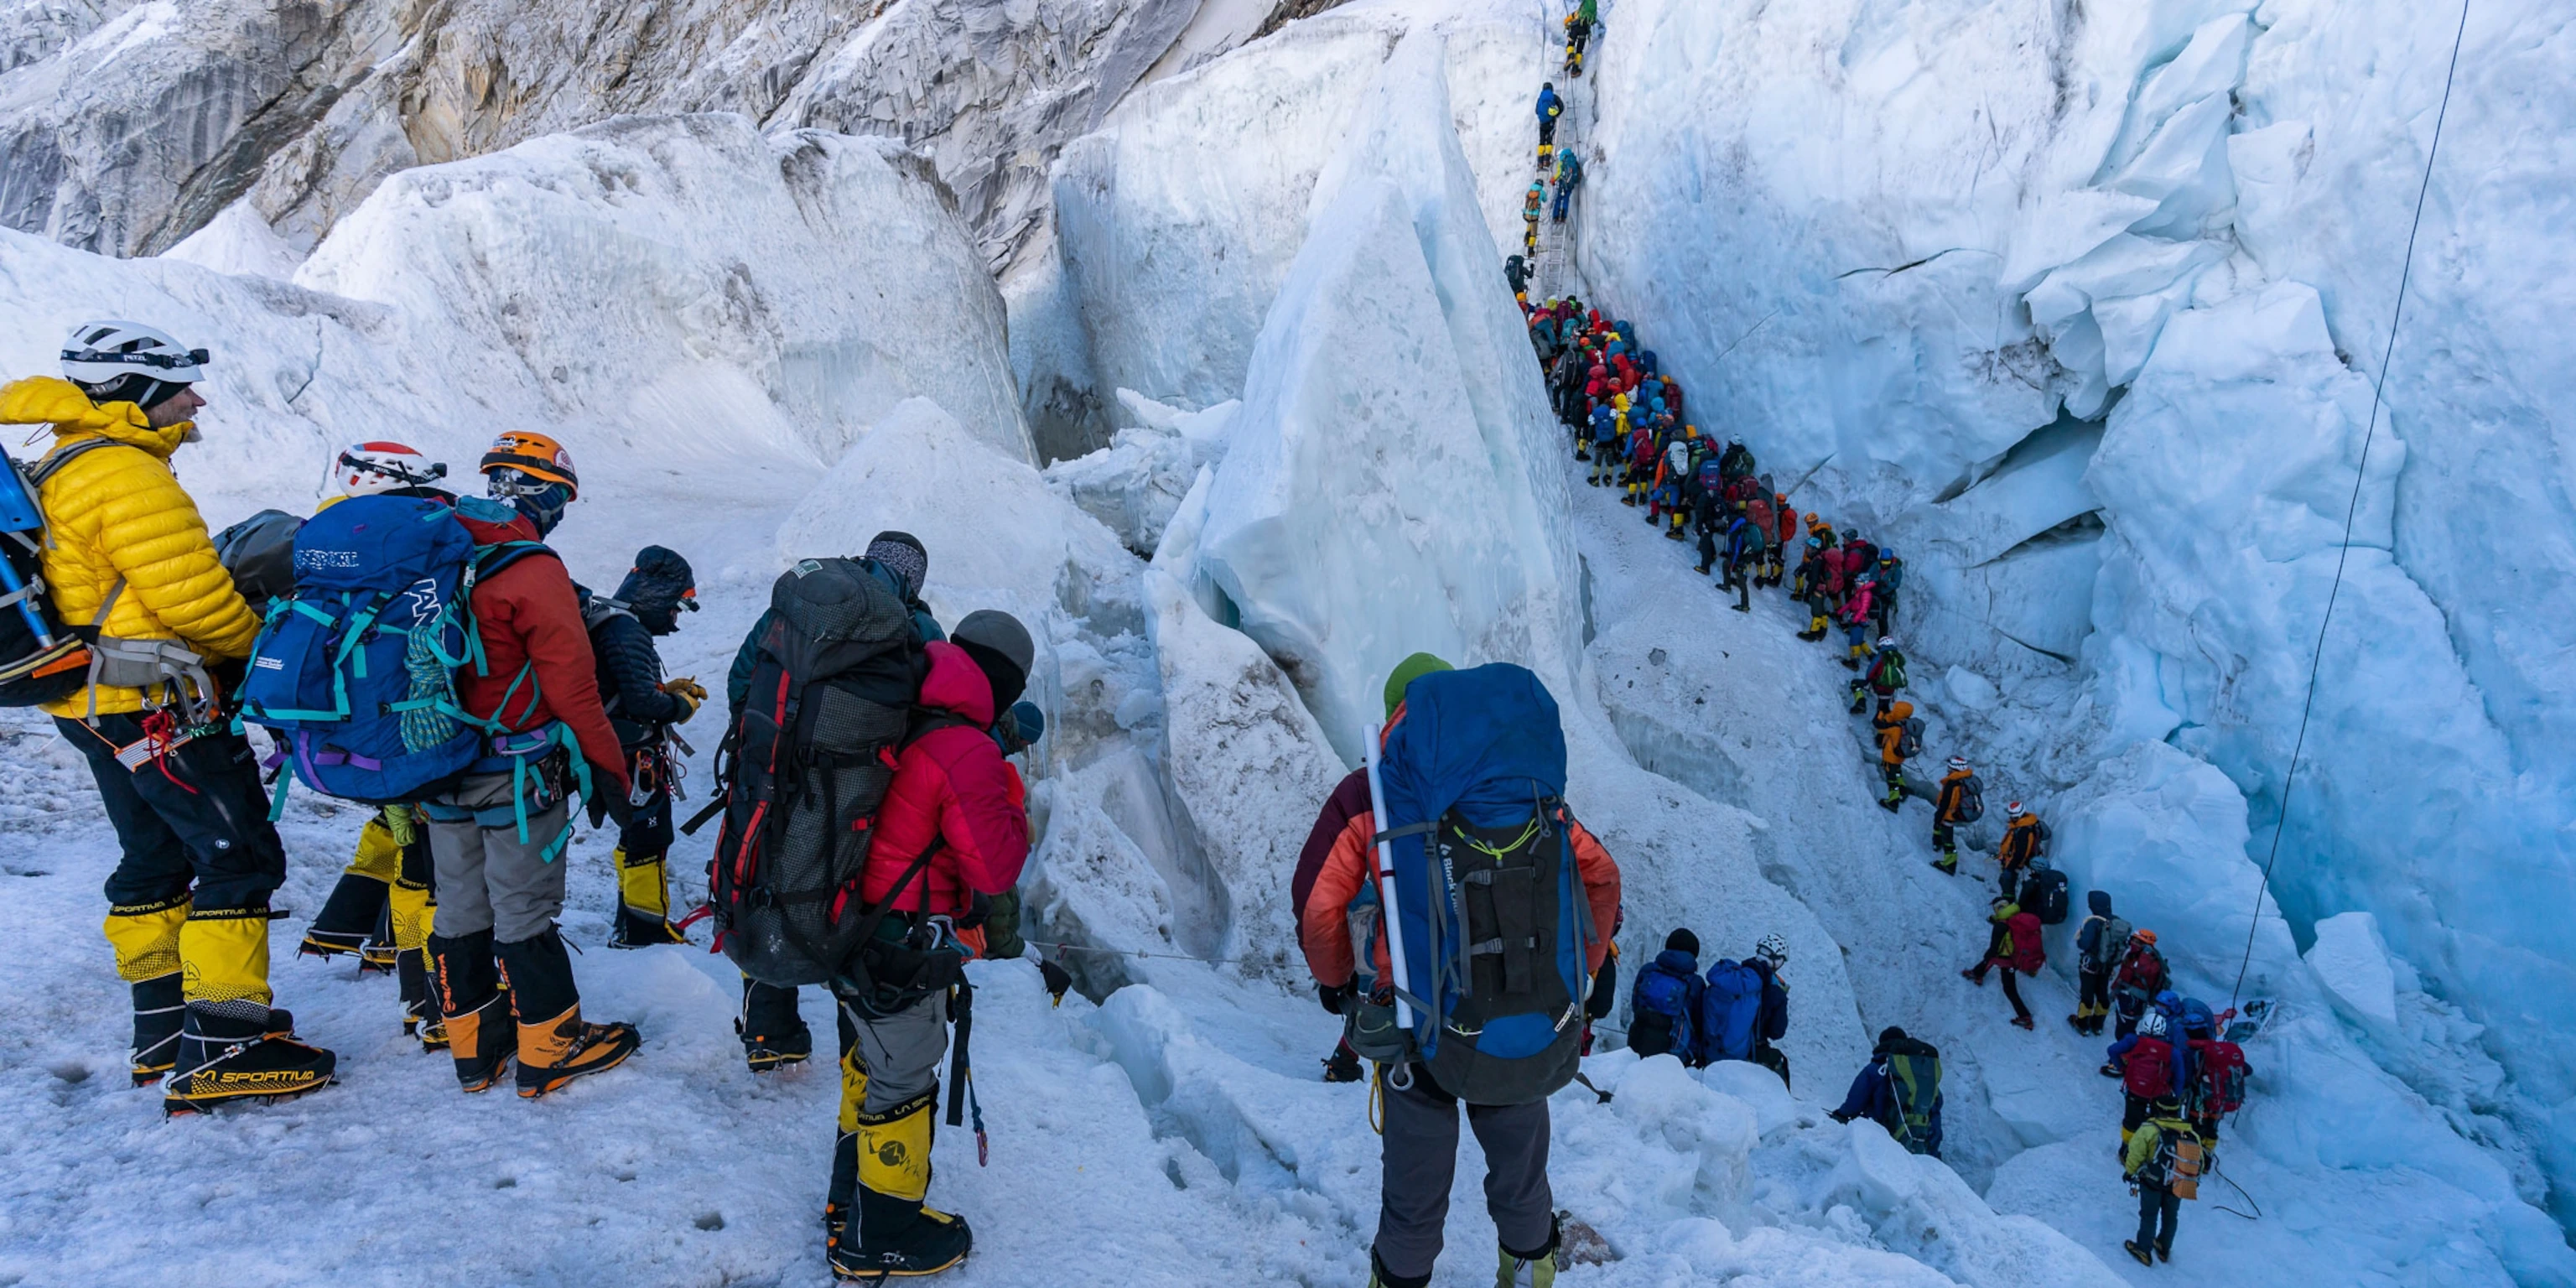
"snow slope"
0,52,2147,1285
1567,0,2576,1237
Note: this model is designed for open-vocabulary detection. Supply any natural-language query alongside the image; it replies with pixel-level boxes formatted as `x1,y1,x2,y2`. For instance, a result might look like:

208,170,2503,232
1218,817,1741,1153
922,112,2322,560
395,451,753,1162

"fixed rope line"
2228,0,2472,1007
1025,939,1252,967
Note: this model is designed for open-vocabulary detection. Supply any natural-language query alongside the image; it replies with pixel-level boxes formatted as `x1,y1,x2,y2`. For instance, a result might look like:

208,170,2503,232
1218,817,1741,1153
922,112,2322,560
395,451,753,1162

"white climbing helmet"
2139,1010,2168,1038
1947,756,1971,772
60,319,207,386
1877,636,1895,647
2007,801,2028,819
1755,933,1789,969
323,440,447,500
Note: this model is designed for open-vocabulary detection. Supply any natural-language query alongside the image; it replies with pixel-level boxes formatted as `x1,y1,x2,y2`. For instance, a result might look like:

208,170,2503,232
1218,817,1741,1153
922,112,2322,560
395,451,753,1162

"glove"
1317,980,1357,1016
1038,958,1072,1007
660,677,706,723
587,761,635,828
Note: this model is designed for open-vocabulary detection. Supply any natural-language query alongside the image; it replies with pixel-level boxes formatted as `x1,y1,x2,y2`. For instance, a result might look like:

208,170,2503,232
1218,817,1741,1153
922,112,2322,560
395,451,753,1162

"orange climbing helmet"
480,430,579,501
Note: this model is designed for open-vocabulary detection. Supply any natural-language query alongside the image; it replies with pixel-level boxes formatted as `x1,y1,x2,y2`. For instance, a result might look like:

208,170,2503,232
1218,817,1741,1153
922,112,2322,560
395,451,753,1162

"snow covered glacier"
0,0,2573,1282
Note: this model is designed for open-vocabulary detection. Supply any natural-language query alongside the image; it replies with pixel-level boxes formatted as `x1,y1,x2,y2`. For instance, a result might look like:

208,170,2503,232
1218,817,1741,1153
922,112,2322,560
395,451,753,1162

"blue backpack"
1696,459,1723,492
239,495,551,811
1374,663,1589,1105
1700,960,1764,1062
1628,963,1696,1061
2179,996,2216,1042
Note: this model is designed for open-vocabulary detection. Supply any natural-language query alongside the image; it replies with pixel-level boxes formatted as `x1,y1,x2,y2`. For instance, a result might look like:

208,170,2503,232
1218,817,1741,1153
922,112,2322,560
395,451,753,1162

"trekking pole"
1362,721,1415,1036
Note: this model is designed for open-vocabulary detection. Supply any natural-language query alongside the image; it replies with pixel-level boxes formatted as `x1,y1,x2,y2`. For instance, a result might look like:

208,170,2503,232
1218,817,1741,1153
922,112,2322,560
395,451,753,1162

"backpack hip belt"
416,720,591,861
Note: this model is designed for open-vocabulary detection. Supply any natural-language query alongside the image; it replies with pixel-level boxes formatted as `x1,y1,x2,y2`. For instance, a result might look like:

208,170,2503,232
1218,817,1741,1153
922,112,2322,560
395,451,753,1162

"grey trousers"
1373,1067,1555,1279
428,771,570,943
845,989,949,1114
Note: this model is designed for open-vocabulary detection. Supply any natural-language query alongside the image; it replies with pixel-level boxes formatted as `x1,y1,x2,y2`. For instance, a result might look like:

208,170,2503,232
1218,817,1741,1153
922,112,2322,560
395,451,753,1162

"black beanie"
1664,928,1700,958
865,531,928,601
1878,1026,1908,1048
952,610,1034,715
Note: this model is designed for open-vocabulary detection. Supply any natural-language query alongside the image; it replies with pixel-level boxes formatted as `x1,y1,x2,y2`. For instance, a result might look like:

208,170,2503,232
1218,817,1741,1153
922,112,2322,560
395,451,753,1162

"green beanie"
1383,652,1454,718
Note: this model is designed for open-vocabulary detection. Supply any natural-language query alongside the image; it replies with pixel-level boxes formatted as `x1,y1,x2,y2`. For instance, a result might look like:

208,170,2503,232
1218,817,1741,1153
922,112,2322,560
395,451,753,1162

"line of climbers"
0,319,1074,1281
1513,278,2264,1265
1512,80,1583,286
1508,46,2266,1255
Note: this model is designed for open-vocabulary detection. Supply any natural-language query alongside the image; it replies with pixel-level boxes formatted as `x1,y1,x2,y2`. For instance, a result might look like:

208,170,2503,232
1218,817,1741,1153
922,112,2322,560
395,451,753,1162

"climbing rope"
1024,939,1252,967
2208,1156,2264,1222
2228,0,2472,1009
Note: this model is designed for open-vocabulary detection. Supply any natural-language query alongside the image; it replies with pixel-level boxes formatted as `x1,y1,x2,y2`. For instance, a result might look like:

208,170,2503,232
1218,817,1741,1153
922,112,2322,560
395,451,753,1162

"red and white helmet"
323,441,447,499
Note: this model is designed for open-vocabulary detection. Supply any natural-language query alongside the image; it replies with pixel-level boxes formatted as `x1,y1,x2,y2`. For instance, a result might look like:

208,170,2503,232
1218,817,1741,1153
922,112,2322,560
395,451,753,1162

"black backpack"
1897,717,1924,760
2024,865,2070,925
709,558,924,987
212,509,304,618
1954,774,1985,823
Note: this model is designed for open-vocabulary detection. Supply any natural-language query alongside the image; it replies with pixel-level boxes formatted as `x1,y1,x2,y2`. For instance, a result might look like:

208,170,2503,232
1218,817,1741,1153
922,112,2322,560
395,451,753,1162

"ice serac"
1142,564,1343,976
1188,30,1578,763
297,115,1031,469
2224,0,2576,1217
1575,0,2576,1244
1050,18,1394,414
775,397,1121,632
1039,3,1539,424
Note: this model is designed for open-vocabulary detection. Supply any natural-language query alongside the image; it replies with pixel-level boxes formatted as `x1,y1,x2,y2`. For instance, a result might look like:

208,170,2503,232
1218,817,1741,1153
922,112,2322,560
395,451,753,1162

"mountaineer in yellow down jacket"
0,321,335,1114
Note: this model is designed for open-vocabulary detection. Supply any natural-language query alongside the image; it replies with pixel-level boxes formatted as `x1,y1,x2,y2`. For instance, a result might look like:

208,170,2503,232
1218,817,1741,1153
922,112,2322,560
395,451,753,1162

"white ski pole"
1363,721,1415,1033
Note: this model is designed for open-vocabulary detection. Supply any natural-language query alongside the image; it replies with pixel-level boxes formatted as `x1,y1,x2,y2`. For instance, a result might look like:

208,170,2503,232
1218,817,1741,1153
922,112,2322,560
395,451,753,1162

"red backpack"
2116,944,2168,993
2123,1036,2176,1099
2192,1040,2249,1115
2006,911,2046,973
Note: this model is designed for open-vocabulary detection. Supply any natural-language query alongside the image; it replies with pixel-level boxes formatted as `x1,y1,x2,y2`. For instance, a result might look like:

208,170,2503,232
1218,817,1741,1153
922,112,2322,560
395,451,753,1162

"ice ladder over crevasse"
1529,3,1589,304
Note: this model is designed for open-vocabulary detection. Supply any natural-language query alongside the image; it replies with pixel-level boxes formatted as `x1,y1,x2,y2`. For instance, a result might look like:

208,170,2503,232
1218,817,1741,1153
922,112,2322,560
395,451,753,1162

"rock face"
0,0,1239,265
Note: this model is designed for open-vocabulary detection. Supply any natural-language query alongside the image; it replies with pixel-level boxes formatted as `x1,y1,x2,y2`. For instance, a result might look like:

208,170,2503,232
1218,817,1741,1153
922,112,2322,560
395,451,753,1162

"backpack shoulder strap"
581,595,636,635
472,539,559,582
28,437,130,489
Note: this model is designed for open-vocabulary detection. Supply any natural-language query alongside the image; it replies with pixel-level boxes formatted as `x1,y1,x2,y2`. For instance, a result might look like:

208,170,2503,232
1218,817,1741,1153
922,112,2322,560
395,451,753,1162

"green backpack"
1886,1046,1942,1155
1873,649,1907,690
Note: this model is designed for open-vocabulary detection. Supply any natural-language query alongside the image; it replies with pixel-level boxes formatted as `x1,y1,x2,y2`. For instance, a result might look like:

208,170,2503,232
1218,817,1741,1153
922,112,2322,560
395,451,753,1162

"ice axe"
0,457,61,647
1572,1072,1613,1104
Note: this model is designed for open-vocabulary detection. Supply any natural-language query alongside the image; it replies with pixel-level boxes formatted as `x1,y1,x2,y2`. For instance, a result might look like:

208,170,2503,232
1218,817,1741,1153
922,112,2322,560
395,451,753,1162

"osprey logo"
295,548,360,571
394,576,444,625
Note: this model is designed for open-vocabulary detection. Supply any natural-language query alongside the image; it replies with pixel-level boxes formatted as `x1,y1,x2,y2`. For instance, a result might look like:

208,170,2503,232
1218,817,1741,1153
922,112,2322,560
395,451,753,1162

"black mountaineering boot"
164,1003,337,1114
129,973,184,1085
738,978,815,1072
299,869,391,960
1322,1043,1363,1083
832,1186,973,1281
358,904,397,975
431,929,512,1090
398,947,448,1051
